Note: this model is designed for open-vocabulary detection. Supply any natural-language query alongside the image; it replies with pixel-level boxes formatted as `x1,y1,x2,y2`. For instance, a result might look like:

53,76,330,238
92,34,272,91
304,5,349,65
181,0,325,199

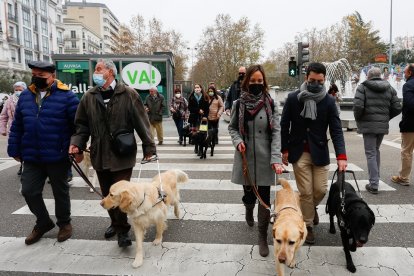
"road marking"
0,160,19,171
357,134,401,149
13,200,412,223
0,237,412,276
70,177,395,191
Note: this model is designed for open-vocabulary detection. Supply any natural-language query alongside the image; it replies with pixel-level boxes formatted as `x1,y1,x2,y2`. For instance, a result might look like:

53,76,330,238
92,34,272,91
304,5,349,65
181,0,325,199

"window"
42,36,49,53
57,14,61,23
40,0,47,16
24,50,33,65
71,41,76,48
41,19,48,36
58,47,63,54
83,42,85,49
9,26,14,37
23,27,32,48
11,50,17,62
71,30,76,39
22,0,30,7
22,10,31,27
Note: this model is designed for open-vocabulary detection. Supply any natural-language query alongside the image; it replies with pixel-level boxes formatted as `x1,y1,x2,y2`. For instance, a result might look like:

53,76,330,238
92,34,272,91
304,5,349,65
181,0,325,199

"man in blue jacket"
392,64,414,186
280,62,348,244
8,61,79,245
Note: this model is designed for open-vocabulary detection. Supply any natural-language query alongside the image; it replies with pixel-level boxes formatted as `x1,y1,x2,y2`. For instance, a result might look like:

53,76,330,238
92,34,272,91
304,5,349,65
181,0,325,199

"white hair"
13,81,27,90
97,58,117,76
367,67,382,80
149,86,158,92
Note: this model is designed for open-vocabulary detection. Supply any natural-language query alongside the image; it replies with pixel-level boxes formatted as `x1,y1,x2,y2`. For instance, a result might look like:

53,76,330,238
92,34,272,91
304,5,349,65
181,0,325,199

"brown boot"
57,223,73,242
305,226,315,244
257,204,270,257
25,221,55,245
313,208,319,225
244,204,255,227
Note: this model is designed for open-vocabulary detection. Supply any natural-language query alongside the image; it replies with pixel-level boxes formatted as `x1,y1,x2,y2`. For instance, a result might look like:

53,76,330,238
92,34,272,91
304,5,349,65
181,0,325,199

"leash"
69,153,103,198
137,154,166,203
331,169,362,215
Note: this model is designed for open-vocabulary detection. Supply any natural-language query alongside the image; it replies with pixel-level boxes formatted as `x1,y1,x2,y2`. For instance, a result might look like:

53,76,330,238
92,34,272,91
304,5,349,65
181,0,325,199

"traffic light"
297,42,310,66
288,58,297,77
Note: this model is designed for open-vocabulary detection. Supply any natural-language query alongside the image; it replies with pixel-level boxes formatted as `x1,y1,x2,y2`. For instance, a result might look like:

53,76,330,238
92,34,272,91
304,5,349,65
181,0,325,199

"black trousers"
242,185,271,206
96,168,132,234
21,160,71,228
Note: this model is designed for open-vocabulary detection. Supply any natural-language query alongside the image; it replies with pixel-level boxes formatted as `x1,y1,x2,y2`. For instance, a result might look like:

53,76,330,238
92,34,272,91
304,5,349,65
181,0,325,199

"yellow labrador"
272,178,307,276
101,169,188,268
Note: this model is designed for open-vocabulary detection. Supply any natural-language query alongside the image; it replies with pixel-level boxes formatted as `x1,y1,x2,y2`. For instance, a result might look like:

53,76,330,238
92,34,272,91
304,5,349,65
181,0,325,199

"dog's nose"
278,257,286,264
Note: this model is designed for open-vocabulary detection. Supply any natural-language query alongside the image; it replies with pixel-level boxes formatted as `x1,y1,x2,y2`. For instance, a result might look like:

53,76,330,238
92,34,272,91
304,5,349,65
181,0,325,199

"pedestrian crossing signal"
288,60,297,77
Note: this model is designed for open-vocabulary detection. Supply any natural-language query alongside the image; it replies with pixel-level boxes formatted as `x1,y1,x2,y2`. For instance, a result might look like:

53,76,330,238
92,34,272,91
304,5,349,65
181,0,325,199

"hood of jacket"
362,78,391,93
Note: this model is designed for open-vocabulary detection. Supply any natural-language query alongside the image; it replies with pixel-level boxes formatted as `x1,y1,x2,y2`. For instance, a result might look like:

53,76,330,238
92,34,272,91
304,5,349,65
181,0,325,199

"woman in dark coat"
187,83,209,153
228,64,284,257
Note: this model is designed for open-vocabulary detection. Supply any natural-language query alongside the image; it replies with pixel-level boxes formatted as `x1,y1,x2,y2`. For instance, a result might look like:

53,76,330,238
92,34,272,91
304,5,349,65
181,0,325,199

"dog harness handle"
69,153,103,198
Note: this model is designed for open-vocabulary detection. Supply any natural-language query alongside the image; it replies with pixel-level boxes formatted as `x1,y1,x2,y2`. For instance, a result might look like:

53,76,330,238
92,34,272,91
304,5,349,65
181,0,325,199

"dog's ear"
119,191,132,211
299,229,304,241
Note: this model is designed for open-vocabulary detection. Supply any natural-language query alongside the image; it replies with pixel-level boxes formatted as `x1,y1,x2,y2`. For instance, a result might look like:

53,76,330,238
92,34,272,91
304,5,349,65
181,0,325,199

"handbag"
111,129,137,156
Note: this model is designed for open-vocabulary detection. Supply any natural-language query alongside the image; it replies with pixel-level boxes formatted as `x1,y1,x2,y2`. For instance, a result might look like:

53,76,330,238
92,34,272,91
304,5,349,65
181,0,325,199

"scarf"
297,82,327,120
11,94,19,105
238,91,273,136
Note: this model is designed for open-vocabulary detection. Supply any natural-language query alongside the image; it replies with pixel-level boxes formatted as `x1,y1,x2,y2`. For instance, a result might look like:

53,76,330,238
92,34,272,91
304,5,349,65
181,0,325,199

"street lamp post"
389,0,393,69
187,47,198,86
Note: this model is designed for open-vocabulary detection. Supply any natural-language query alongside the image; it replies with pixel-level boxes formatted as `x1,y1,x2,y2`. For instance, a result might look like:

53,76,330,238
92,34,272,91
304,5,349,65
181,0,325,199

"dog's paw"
153,238,162,246
132,257,143,268
346,263,356,273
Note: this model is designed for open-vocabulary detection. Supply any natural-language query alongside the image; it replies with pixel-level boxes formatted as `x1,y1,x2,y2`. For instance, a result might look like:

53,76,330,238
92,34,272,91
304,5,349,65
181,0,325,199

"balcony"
7,36,20,45
87,39,99,48
64,35,79,41
33,44,39,51
7,13,18,22
57,38,64,45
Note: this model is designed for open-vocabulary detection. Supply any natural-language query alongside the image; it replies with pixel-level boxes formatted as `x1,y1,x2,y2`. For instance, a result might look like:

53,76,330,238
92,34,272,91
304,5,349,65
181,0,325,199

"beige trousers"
292,152,330,226
150,121,164,142
399,132,414,180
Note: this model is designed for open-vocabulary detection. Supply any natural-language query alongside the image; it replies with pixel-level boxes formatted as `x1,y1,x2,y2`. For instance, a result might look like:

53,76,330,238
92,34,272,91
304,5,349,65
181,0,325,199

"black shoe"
17,166,22,176
104,225,116,239
67,175,73,183
365,184,378,194
117,232,132,248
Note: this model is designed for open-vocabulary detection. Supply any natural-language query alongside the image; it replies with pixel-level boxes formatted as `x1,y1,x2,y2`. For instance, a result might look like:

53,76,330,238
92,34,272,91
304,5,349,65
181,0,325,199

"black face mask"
307,81,324,93
238,73,245,81
248,83,264,95
31,76,49,89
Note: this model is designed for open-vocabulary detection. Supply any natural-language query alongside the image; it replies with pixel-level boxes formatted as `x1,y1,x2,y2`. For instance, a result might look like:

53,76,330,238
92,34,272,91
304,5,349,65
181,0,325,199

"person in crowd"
69,58,156,248
353,67,402,194
280,62,348,245
145,86,165,145
392,64,414,186
188,83,209,154
327,82,342,115
228,64,284,257
207,86,224,144
8,61,79,245
225,66,246,113
1,81,27,176
170,87,188,144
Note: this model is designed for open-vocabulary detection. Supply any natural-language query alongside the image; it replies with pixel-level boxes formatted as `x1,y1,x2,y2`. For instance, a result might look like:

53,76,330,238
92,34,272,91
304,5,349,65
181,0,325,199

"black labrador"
181,122,192,146
192,128,217,159
326,173,375,273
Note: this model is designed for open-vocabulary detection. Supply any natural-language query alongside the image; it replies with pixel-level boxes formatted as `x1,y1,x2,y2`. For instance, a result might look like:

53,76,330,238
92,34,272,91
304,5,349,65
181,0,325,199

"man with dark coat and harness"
280,62,348,245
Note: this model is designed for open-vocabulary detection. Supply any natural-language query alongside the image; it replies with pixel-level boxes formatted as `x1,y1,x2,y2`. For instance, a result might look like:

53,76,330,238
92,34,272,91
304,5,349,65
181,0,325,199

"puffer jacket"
353,78,402,134
71,82,156,172
0,94,18,135
400,76,414,132
208,96,224,121
8,80,79,163
145,93,165,123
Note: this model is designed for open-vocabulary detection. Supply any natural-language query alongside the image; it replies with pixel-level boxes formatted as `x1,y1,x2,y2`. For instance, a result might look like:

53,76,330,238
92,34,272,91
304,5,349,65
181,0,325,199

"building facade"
63,0,120,54
0,0,64,71
63,17,101,54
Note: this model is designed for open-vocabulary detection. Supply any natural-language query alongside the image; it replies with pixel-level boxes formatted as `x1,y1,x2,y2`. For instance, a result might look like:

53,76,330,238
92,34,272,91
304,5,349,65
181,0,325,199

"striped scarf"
238,91,273,136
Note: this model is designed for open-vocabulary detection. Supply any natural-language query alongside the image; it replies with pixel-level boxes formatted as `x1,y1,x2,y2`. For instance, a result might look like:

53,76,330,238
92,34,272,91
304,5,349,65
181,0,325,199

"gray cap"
28,61,56,73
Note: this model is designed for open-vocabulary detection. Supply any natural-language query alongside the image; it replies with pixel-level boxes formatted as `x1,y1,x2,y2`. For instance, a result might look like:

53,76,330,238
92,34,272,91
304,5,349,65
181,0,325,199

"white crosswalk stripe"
1,133,410,275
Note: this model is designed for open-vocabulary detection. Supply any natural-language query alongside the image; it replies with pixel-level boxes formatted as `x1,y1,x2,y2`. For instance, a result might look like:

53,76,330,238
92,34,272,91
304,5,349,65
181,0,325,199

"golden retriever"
100,169,188,268
272,178,307,276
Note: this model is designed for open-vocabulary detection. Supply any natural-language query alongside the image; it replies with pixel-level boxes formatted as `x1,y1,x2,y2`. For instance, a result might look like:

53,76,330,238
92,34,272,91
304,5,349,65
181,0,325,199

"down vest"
353,78,402,134
7,80,79,163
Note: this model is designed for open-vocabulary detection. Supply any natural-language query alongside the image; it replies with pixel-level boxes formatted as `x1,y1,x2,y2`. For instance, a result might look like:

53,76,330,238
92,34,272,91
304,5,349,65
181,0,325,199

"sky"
72,0,413,59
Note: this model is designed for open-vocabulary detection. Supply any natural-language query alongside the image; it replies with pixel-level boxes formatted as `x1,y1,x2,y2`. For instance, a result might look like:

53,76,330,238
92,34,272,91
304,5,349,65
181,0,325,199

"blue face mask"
14,91,22,97
93,74,106,87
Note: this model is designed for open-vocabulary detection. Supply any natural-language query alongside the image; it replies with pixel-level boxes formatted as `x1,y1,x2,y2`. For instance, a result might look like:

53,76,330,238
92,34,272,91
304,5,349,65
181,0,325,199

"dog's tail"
277,178,292,191
173,169,189,184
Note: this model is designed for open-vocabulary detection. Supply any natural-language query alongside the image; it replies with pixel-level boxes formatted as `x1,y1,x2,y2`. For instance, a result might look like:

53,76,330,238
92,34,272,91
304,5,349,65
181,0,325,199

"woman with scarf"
228,65,284,257
206,86,224,144
0,81,27,176
170,87,188,144
188,83,209,154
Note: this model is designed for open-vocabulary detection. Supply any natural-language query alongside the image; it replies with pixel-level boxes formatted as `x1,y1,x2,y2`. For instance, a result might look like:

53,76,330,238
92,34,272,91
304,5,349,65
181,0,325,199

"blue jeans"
173,117,184,141
363,133,384,188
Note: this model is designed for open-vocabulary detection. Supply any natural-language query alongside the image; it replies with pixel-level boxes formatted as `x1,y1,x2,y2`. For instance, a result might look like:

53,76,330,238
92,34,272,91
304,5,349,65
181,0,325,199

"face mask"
93,73,106,87
31,76,49,89
307,81,324,93
208,92,214,96
175,93,181,98
238,73,245,80
194,88,201,94
248,83,264,95
14,91,22,97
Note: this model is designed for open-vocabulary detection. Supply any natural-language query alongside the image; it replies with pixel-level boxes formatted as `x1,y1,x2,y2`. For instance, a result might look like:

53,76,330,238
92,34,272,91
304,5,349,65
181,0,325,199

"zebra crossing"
0,134,413,275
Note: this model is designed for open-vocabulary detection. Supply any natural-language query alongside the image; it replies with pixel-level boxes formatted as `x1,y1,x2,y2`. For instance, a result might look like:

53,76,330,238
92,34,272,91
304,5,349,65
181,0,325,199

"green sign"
57,61,89,72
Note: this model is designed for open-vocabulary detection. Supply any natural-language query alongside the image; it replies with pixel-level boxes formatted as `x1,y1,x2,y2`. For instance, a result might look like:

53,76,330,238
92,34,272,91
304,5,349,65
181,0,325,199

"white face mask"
175,93,181,98
208,92,214,96
14,91,22,97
